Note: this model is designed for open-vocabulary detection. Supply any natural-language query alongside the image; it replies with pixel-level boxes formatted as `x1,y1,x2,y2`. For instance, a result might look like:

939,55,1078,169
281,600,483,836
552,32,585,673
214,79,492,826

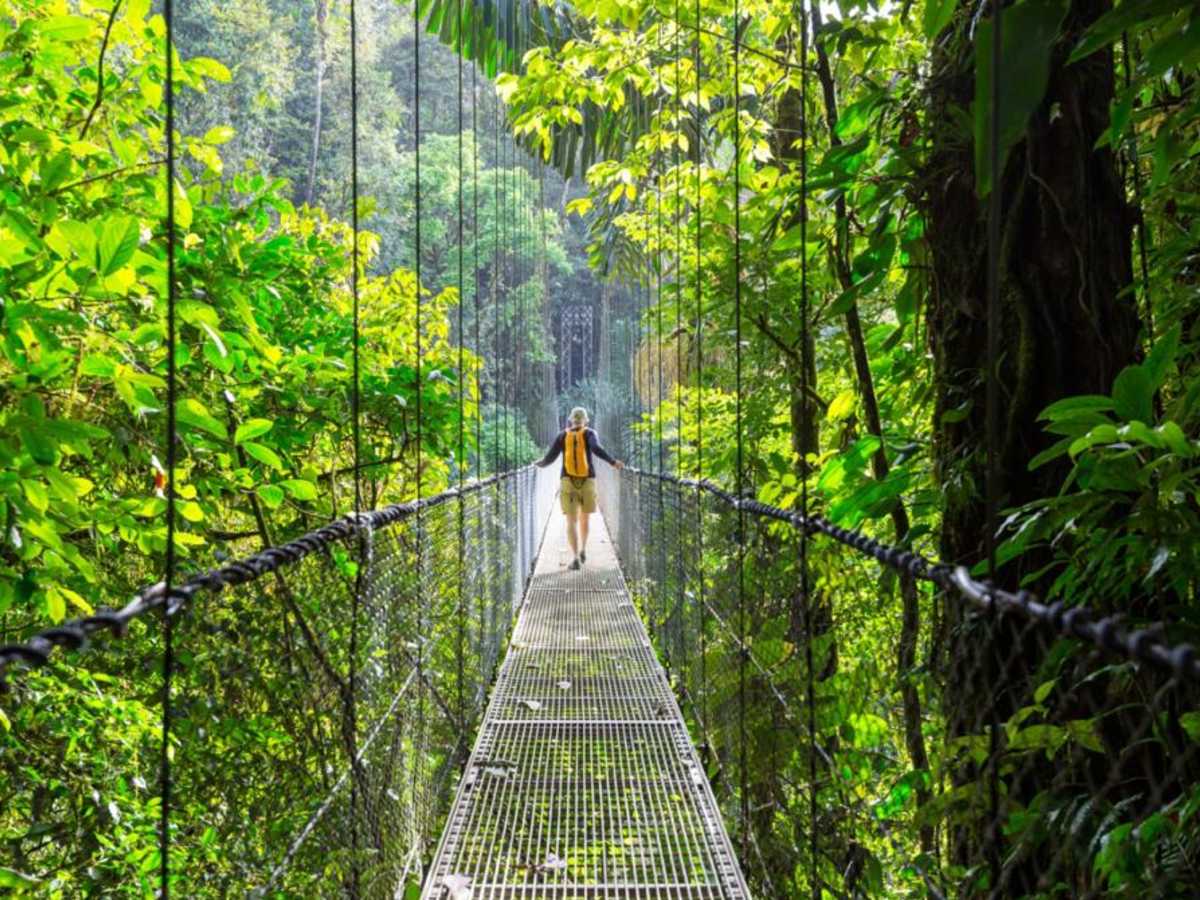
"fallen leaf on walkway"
539,852,568,873
475,757,517,769
519,699,543,711
575,635,590,642
556,680,571,691
443,874,473,899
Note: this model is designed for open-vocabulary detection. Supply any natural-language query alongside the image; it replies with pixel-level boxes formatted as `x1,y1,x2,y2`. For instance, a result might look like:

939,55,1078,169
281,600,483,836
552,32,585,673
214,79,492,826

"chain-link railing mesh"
2,468,546,896
600,466,1200,898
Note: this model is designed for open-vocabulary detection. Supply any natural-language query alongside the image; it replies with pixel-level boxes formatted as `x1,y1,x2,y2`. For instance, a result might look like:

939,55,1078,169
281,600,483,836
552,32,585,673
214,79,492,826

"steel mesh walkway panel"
423,512,750,898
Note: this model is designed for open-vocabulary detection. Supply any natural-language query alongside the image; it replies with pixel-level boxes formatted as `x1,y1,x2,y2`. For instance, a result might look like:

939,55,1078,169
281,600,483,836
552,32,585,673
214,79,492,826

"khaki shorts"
560,476,597,514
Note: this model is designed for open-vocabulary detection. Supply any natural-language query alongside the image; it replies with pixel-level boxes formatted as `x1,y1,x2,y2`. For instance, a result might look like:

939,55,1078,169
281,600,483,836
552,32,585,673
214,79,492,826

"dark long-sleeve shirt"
537,427,616,479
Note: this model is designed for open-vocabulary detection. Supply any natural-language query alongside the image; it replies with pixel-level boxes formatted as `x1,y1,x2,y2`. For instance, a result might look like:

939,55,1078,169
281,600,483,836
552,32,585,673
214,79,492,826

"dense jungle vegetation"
2,0,1199,895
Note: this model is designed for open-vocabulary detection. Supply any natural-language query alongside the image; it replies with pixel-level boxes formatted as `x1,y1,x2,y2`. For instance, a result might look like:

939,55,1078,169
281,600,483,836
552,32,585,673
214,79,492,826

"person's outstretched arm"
588,430,624,469
536,433,564,468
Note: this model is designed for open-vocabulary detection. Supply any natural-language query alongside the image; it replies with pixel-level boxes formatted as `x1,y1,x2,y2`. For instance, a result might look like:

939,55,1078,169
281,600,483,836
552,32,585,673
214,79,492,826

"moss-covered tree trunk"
924,0,1139,885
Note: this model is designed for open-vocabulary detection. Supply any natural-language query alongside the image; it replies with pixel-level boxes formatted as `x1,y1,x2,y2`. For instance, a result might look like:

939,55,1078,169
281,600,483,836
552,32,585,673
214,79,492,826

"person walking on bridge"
536,407,624,570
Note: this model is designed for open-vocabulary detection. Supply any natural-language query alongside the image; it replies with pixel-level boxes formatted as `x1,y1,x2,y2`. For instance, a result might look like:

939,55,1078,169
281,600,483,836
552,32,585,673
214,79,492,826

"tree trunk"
924,0,1139,884
771,31,821,468
305,0,329,206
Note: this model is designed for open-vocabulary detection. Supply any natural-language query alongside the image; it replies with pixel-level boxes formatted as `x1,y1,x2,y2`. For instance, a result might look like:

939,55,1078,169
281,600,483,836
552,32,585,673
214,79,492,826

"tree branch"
79,1,124,141
51,159,166,196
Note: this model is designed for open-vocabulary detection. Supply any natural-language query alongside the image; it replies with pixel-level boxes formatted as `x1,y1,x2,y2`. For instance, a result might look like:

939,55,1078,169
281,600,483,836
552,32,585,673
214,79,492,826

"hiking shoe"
569,558,581,571
580,550,587,563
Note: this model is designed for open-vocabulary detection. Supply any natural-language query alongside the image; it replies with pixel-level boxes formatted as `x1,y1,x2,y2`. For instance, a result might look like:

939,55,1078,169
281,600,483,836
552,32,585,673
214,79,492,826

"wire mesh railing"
1,466,552,896
599,466,1200,898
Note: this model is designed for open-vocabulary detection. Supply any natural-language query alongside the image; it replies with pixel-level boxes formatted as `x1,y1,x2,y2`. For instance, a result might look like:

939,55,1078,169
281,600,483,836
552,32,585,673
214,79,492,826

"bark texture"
924,0,1139,885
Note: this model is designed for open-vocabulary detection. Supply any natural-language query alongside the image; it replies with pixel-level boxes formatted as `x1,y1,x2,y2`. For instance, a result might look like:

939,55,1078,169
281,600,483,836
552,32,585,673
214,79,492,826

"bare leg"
564,510,579,558
579,511,590,557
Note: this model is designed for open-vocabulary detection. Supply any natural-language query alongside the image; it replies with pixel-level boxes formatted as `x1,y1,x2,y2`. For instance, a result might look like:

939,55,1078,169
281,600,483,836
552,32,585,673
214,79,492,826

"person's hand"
615,460,625,470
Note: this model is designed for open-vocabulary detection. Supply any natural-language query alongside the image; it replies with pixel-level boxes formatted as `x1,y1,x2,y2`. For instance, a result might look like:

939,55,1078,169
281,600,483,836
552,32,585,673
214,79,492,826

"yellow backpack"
564,428,590,478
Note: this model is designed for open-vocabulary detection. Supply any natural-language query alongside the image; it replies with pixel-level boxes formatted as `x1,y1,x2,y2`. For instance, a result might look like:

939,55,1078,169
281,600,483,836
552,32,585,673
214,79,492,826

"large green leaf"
1111,366,1153,424
98,217,140,276
922,0,956,41
973,0,1069,197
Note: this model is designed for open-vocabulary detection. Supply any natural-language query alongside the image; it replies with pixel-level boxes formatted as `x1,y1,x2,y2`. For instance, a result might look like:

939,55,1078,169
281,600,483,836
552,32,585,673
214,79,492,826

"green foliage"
999,328,1200,612
973,0,1069,196
479,0,1200,893
6,0,1200,893
477,403,539,471
0,0,492,888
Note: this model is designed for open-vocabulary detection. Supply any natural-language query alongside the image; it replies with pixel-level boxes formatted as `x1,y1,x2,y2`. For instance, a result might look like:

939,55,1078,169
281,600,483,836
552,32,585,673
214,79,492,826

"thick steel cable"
160,0,177,890
0,467,530,676
622,466,1200,684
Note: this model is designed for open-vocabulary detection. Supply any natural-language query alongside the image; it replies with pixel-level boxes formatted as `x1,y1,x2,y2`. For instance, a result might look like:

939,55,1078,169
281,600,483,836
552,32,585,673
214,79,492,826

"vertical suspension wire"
673,0,686,681
412,0,427,846
539,158,548,440
654,13,667,661
515,145,525,456
732,0,749,853
655,21,666,482
160,0,177,892
515,143,522,461
692,0,708,752
492,72,501,475
500,118,509,472
984,0,1004,892
503,130,510,470
347,0,364,884
798,7,818,897
473,55,483,481
455,0,467,746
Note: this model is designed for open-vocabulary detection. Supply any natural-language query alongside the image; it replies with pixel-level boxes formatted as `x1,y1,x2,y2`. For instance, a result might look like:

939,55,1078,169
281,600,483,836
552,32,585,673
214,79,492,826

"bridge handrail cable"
625,465,1200,683
0,466,534,683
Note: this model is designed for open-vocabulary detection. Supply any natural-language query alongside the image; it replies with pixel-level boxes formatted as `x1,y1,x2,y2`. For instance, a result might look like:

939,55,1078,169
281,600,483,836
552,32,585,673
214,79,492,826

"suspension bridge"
2,0,1199,896
4,457,1198,897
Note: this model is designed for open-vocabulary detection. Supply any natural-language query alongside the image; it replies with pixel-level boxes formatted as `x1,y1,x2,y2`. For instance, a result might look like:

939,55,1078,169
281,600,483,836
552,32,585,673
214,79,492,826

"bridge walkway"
423,502,750,898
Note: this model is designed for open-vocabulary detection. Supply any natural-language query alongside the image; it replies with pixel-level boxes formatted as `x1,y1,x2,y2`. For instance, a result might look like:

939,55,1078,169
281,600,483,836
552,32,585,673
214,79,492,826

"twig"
51,159,166,196
79,2,125,141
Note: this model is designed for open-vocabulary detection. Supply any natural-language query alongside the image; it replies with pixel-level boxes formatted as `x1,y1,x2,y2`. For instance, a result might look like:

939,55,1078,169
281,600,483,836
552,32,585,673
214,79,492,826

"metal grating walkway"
423,504,750,899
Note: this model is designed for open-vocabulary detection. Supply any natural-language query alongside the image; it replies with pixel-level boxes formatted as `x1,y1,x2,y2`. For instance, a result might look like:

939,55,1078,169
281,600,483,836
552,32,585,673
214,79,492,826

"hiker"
535,407,624,570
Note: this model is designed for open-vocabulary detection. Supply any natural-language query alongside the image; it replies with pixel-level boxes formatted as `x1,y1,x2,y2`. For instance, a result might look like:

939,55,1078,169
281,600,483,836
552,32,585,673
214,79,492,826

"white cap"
569,406,589,426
